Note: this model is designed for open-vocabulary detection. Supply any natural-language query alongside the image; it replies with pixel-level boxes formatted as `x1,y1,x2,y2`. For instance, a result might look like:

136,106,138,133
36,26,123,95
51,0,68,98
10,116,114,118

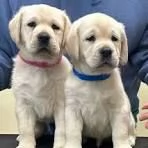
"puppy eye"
27,21,36,28
52,24,60,30
111,35,118,42
86,35,96,42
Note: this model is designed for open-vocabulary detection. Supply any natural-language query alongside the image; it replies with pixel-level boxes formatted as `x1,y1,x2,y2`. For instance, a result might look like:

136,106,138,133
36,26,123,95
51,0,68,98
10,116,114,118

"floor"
0,83,148,136
0,135,148,148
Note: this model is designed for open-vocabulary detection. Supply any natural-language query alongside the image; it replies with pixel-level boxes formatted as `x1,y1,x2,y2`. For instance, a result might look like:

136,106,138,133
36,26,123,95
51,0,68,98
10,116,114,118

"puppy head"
66,13,128,72
9,4,71,59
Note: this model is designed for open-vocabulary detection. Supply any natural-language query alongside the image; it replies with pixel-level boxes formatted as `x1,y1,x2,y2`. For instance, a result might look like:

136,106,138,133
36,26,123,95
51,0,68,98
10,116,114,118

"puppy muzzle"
37,32,50,50
96,47,117,68
100,47,112,60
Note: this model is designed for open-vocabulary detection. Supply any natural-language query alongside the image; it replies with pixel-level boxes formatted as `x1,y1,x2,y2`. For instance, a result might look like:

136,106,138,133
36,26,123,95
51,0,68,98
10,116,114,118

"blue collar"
73,68,111,81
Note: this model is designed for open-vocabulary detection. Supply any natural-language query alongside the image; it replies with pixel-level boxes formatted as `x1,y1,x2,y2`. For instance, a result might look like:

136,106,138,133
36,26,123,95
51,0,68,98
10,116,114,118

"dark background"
0,135,148,148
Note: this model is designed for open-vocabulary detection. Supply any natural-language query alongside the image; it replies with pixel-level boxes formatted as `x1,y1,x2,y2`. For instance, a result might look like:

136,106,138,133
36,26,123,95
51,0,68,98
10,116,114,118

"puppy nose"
38,32,50,44
100,48,112,58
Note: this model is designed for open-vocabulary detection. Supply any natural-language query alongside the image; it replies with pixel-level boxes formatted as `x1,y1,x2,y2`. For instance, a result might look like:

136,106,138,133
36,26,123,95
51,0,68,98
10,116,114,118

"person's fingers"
142,103,148,110
145,121,148,129
139,112,148,121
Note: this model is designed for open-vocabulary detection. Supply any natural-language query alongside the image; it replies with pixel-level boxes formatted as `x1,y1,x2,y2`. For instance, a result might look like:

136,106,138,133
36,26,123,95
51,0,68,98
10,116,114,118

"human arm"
139,103,148,129
0,53,13,90
130,25,148,84
130,24,148,129
0,0,18,90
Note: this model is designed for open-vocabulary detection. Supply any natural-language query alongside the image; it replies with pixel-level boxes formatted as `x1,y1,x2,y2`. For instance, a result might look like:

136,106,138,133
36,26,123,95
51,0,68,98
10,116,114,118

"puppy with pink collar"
9,4,71,148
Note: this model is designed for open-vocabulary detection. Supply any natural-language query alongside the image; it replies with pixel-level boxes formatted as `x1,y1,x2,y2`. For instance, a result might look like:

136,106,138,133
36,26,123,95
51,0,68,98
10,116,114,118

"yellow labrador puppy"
9,4,71,148
64,13,135,148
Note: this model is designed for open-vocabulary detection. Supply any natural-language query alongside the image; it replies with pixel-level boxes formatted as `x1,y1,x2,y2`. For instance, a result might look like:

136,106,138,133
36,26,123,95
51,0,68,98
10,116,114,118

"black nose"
38,32,50,44
100,48,112,58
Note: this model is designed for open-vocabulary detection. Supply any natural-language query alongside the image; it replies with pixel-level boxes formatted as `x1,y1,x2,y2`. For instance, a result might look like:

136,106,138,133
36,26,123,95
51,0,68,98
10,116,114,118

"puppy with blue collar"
64,13,135,148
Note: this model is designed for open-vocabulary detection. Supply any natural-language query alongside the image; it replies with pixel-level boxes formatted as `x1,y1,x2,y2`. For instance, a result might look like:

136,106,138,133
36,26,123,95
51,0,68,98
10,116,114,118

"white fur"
64,13,136,148
9,4,71,148
12,55,71,148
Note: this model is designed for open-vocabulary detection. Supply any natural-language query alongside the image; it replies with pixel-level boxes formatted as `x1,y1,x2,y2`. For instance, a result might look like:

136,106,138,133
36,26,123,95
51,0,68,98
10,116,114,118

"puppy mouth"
37,47,51,54
96,60,117,68
98,63,113,67
38,46,49,51
37,46,60,58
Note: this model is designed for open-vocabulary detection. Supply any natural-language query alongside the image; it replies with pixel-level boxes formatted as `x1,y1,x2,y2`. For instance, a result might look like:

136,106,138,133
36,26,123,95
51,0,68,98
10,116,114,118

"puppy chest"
82,101,110,136
70,88,111,138
21,82,61,119
32,83,64,119
34,97,55,119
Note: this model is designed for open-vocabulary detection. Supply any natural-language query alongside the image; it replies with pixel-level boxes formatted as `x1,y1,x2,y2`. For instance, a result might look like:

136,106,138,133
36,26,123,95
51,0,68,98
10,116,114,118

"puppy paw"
16,144,35,148
53,144,64,148
115,145,132,148
129,136,136,147
53,139,65,148
16,135,20,142
64,143,82,148
16,141,35,148
53,146,63,148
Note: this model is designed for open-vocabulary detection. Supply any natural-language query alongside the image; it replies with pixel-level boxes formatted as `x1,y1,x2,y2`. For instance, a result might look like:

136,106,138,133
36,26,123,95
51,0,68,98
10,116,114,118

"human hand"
139,103,148,129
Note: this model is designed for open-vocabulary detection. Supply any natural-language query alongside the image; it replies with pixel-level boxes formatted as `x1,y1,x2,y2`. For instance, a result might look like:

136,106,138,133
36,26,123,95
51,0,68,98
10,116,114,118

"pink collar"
19,54,62,68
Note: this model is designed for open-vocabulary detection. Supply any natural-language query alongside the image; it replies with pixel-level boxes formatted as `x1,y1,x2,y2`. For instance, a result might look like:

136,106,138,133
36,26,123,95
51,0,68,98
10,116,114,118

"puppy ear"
66,21,80,61
61,11,71,51
9,7,24,45
119,23,128,65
